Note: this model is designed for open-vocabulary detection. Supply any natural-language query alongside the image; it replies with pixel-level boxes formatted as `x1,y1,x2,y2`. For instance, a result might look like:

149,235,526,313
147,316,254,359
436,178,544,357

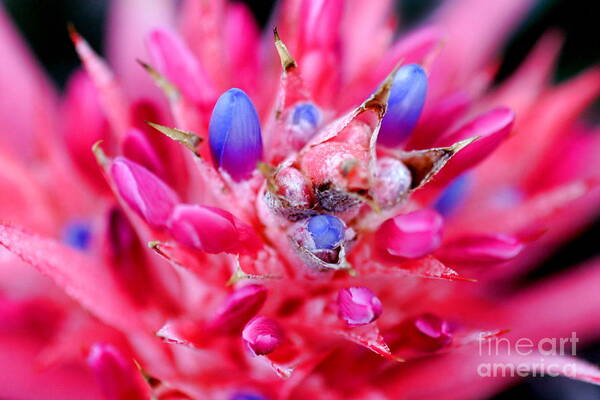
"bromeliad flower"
0,1,599,399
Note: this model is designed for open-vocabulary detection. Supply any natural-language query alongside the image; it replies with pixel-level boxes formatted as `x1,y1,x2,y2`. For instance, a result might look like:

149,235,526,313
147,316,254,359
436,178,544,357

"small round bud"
371,157,412,207
307,215,345,250
337,287,383,326
275,167,314,208
242,316,284,355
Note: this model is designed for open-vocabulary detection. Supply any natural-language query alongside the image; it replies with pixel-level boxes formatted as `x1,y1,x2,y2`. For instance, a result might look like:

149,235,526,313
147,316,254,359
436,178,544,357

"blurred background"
1,0,598,398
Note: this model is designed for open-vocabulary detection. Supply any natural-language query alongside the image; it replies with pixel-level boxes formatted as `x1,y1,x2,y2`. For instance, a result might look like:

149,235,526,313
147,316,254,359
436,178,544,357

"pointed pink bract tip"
87,343,150,400
436,106,515,180
67,23,80,45
242,316,284,356
337,287,383,326
146,27,215,105
376,209,444,259
63,69,109,187
122,128,164,177
110,156,179,229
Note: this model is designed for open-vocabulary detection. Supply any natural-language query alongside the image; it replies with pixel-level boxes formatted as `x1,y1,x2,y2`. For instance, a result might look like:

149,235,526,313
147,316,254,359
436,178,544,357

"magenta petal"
300,0,344,50
376,209,444,259
167,204,239,254
110,157,179,229
436,107,515,180
242,316,284,356
438,233,524,264
106,0,175,100
63,69,109,187
209,285,268,334
146,27,216,106
404,313,453,352
87,343,150,400
122,128,164,178
224,2,260,93
0,6,57,158
0,224,145,331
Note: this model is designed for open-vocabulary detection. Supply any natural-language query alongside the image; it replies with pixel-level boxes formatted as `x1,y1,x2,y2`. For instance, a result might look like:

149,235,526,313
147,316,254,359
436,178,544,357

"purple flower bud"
209,285,268,334
209,88,263,181
230,392,265,400
306,214,345,250
110,157,180,229
87,343,150,400
434,173,471,216
337,287,383,326
378,64,428,147
62,220,92,250
242,316,284,355
288,102,321,147
291,102,320,128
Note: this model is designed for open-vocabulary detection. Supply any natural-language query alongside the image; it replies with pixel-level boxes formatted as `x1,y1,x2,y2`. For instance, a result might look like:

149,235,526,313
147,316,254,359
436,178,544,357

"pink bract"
0,1,599,399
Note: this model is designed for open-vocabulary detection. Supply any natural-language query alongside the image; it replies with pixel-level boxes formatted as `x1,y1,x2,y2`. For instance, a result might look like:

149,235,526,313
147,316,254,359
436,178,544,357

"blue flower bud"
434,173,470,216
307,215,345,249
378,64,428,147
209,88,263,181
63,221,92,250
291,102,320,128
230,392,265,400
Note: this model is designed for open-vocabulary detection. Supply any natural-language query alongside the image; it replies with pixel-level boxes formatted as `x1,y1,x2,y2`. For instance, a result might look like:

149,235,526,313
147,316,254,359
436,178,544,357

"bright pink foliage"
0,0,599,399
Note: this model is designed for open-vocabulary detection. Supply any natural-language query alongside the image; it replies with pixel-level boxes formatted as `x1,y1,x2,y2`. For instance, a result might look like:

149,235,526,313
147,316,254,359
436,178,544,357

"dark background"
2,0,598,398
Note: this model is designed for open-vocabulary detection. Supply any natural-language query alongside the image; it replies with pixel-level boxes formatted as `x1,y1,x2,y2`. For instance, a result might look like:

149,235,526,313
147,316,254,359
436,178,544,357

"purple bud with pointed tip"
209,88,263,181
242,316,284,355
337,287,383,326
87,343,150,400
379,64,428,147
110,157,180,229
